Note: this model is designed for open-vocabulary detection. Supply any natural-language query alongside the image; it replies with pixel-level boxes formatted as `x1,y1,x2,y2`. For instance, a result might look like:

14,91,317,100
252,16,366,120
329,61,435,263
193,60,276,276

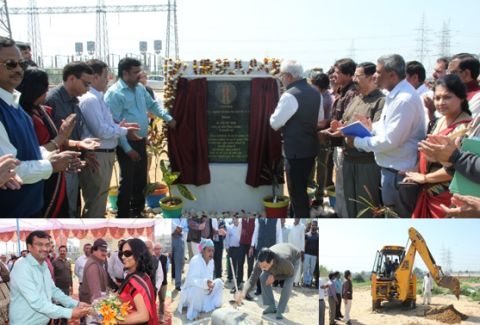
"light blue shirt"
105,78,173,153
333,277,343,294
171,218,188,234
10,253,79,325
79,87,128,149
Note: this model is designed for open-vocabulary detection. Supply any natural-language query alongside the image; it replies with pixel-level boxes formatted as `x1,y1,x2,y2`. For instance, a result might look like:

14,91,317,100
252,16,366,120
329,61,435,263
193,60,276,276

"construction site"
320,219,480,325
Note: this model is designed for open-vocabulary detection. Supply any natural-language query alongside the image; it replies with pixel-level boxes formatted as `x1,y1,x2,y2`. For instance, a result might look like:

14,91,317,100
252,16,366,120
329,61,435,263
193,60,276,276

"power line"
347,39,356,61
438,20,451,57
415,12,432,68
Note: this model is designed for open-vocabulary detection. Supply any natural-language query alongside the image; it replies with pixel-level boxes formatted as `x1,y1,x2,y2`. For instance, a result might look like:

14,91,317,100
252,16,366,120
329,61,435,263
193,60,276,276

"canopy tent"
0,219,165,255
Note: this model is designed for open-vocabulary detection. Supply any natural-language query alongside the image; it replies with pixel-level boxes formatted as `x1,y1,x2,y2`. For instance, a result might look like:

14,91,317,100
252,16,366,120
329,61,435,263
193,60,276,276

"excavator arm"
395,227,460,301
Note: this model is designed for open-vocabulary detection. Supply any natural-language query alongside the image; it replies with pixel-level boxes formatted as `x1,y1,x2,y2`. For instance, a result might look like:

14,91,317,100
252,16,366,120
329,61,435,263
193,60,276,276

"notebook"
339,121,372,138
449,138,480,196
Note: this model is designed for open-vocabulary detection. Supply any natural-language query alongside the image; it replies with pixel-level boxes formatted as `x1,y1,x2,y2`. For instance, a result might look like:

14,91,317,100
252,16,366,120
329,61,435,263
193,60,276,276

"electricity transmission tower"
438,20,451,57
8,0,180,64
27,0,43,66
0,0,11,38
415,13,431,66
347,40,356,61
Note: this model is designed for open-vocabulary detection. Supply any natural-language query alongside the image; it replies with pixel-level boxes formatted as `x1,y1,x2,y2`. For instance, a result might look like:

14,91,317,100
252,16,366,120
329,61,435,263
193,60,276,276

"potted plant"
159,159,196,218
143,118,169,208
108,157,119,212
261,158,290,218
349,186,398,218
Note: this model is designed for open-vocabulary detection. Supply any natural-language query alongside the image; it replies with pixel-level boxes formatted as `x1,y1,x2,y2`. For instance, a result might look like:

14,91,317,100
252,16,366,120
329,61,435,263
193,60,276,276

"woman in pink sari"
404,74,472,218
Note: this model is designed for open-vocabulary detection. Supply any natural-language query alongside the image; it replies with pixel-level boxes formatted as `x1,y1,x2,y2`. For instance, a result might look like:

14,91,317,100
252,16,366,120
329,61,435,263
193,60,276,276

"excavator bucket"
438,276,461,300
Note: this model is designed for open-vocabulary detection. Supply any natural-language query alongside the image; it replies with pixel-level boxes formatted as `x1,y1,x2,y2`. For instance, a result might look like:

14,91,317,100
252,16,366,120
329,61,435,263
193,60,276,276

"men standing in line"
288,218,305,286
74,243,91,325
153,242,169,323
319,270,327,325
270,60,324,219
79,59,140,217
330,58,359,218
342,270,353,325
347,54,425,218
81,238,110,305
303,221,318,288
333,272,344,321
45,61,94,218
328,62,384,218
145,239,164,299
448,53,480,117
423,272,433,305
105,58,176,218
10,231,90,325
406,61,434,125
53,245,73,325
225,217,240,293
237,218,255,300
239,244,301,320
107,239,125,292
0,37,79,218
172,219,186,291
177,238,223,321
327,273,338,325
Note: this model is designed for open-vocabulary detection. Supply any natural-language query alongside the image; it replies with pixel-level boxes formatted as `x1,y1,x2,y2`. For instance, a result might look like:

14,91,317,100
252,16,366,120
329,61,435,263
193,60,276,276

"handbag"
0,282,10,325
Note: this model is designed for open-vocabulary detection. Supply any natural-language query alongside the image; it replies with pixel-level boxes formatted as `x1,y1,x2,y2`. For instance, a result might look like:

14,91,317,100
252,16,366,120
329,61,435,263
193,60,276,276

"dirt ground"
171,256,317,325
321,287,480,325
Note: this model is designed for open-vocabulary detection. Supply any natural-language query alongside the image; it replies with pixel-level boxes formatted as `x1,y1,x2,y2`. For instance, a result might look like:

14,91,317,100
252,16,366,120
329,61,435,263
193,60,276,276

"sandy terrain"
171,257,318,325
321,287,480,325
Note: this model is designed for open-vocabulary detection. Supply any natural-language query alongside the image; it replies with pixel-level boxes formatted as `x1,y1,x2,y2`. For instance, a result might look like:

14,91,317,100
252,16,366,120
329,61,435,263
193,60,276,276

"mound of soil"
424,305,469,324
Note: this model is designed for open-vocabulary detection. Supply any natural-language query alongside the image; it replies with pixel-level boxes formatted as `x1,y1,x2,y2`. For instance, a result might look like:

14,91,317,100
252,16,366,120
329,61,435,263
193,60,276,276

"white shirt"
288,223,305,252
270,91,324,131
354,79,426,171
423,275,433,291
79,88,128,149
74,254,89,283
319,278,325,299
0,88,53,184
469,92,480,119
225,224,240,249
154,259,163,291
250,219,282,248
107,251,124,282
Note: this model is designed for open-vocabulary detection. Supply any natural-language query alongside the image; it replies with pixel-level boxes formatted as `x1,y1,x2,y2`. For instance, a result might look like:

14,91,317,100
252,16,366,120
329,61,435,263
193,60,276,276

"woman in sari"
404,74,472,218
118,238,158,325
16,68,99,218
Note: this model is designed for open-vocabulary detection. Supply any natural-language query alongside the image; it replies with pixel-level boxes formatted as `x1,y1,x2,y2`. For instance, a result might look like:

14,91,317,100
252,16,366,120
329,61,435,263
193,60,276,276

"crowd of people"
172,218,318,321
274,54,480,218
0,36,175,218
1,230,169,324
318,270,353,325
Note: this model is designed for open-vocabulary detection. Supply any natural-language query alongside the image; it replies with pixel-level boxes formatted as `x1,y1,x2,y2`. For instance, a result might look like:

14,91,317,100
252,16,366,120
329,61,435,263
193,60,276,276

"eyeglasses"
121,250,133,258
1,59,29,71
447,69,463,75
33,242,51,249
353,74,367,79
78,78,92,87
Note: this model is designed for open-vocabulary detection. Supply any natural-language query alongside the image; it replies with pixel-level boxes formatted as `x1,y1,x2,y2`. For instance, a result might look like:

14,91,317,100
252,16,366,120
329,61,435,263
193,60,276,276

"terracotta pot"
146,184,169,208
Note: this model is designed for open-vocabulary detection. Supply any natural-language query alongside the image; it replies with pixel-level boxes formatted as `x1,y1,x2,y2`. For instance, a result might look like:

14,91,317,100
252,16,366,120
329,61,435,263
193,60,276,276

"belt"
384,167,399,174
319,298,324,301
94,148,116,153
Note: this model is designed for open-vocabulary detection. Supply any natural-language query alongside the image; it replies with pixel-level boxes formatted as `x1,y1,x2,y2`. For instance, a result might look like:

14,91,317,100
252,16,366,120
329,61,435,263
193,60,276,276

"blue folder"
340,121,372,138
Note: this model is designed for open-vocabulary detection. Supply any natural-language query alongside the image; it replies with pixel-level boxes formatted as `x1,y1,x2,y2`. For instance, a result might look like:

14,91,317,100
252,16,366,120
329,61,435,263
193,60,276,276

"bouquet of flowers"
89,292,132,325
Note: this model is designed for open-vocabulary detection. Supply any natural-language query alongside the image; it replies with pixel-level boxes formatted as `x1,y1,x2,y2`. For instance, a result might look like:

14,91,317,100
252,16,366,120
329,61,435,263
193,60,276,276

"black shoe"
245,294,253,301
273,283,278,287
335,317,341,320
230,288,236,294
175,287,181,291
280,283,284,288
254,291,261,296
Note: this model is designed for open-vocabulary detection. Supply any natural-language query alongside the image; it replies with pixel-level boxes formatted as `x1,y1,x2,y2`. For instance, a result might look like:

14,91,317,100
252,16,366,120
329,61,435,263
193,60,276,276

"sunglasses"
78,78,92,87
121,250,133,258
1,59,29,71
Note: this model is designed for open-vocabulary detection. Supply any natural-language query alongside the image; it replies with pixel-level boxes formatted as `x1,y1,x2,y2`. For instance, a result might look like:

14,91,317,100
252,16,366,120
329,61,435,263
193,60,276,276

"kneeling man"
237,243,300,320
177,238,223,320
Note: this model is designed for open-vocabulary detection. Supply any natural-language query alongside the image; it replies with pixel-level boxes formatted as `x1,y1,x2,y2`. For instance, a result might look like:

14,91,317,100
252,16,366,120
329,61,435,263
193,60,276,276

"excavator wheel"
412,300,416,309
401,298,413,307
372,299,381,311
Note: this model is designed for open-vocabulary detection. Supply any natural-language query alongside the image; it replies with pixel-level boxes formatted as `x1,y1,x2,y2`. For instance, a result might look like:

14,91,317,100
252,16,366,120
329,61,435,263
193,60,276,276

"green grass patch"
352,280,372,288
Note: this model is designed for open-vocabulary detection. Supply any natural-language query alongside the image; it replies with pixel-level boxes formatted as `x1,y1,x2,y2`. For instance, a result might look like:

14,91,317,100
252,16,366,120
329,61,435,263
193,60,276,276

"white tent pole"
60,228,63,247
16,218,21,256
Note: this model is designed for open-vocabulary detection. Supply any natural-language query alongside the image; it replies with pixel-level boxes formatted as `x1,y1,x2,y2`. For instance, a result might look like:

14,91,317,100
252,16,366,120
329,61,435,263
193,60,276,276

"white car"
146,75,165,91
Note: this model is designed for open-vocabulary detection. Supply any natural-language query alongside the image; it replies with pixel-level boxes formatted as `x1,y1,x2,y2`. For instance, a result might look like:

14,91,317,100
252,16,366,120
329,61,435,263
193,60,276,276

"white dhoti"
177,254,223,320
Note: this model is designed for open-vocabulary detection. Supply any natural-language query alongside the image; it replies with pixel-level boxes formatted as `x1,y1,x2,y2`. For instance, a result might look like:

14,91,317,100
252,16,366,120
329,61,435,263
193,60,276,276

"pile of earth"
424,305,469,324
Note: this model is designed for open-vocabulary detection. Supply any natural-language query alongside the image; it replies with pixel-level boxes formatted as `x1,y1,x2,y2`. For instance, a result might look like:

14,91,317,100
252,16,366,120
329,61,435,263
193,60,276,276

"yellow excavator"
371,227,460,311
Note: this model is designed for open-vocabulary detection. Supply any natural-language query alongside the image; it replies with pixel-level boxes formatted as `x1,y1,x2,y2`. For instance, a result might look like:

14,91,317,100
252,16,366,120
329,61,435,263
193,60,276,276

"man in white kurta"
422,273,433,305
177,238,223,320
288,218,305,285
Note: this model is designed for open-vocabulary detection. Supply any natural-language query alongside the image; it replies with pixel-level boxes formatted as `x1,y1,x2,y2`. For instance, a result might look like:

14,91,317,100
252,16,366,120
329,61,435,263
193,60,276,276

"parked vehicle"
147,75,164,91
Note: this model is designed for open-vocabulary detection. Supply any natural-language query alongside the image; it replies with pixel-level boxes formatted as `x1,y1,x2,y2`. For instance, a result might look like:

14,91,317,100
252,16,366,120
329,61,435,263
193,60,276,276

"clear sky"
320,219,480,274
7,0,480,73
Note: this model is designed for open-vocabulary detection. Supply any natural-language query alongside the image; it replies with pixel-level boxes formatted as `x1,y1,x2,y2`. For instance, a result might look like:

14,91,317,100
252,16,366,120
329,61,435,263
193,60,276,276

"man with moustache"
328,62,384,218
424,57,449,118
177,238,223,321
52,245,73,325
0,37,79,217
447,53,480,117
74,243,92,325
237,243,301,320
105,58,176,218
9,231,90,325
45,61,95,217
81,238,110,305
